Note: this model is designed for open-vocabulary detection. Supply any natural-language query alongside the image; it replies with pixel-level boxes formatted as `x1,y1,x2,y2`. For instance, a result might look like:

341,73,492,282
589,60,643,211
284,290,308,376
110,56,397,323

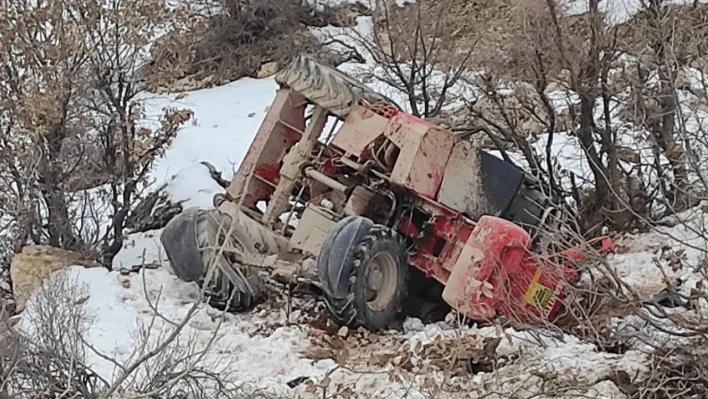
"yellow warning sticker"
524,270,553,309
529,285,553,309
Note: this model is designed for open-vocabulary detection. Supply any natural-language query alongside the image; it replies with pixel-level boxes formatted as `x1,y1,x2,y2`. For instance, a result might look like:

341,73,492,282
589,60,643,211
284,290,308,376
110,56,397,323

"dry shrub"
148,0,368,90
199,0,318,75
636,343,708,398
3,270,107,398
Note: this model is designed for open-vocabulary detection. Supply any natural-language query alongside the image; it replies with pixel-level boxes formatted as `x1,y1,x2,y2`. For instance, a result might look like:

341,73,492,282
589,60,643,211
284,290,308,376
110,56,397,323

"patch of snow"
563,0,708,27
18,267,140,380
575,206,708,304
402,317,425,333
163,162,225,209
533,131,590,185
393,322,647,396
142,77,279,186
112,230,166,271
607,250,672,298
18,264,329,393
132,76,280,207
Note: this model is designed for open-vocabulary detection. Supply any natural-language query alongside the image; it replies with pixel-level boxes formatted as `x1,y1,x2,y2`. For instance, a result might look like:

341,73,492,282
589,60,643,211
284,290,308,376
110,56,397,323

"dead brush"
632,343,708,398
149,0,366,90
0,220,262,399
0,0,196,269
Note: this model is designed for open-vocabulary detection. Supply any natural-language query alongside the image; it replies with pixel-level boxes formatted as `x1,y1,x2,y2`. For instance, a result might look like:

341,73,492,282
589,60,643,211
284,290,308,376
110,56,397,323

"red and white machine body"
223,64,614,325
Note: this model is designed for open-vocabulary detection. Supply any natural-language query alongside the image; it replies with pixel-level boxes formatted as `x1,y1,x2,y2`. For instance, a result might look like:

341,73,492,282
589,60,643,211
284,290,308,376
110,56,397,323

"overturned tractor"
161,54,614,330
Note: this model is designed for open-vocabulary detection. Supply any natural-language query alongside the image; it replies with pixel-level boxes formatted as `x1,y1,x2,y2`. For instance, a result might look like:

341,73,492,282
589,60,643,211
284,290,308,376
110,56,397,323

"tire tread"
322,224,409,330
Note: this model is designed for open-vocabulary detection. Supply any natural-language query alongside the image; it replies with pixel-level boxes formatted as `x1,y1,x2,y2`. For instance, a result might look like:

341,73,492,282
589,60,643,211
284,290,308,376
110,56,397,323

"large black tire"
195,209,266,312
161,208,266,313
275,54,398,119
203,270,263,312
318,222,409,331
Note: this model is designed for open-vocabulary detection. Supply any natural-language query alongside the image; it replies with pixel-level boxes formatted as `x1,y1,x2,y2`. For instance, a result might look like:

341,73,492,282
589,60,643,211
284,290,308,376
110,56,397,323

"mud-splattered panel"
438,140,489,219
387,113,456,199
330,105,390,157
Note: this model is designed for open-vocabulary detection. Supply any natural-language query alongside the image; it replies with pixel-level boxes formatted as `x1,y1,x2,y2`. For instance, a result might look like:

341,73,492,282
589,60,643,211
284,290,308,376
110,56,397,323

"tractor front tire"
318,222,409,331
195,208,267,312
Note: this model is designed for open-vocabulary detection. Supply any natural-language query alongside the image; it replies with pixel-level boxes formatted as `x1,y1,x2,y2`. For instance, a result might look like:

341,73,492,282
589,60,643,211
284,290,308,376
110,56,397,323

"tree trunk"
577,97,611,202
655,83,691,211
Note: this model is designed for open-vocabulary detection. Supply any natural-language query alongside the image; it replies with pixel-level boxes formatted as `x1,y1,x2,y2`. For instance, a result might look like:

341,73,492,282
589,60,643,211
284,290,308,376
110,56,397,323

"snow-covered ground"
563,0,708,26
14,4,708,399
144,77,279,195
19,208,708,397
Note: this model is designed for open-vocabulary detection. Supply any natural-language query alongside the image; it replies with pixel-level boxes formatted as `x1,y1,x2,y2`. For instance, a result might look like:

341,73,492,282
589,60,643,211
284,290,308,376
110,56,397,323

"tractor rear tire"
275,54,397,119
319,223,410,331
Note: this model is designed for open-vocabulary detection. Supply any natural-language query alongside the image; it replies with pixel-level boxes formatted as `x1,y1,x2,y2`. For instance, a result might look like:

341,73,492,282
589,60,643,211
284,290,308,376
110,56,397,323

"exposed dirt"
616,4,708,73
301,310,501,379
373,0,562,79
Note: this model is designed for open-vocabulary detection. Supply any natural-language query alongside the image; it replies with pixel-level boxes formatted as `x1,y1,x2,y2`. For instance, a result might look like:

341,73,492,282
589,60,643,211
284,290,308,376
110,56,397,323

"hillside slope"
14,3,708,398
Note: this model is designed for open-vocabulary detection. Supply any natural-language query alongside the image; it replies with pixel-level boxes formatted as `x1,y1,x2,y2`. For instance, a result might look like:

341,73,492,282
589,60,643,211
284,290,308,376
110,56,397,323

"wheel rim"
364,252,398,311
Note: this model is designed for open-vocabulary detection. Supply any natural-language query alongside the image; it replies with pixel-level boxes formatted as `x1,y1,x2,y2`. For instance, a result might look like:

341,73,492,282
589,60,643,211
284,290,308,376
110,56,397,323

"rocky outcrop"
256,62,279,79
10,246,98,312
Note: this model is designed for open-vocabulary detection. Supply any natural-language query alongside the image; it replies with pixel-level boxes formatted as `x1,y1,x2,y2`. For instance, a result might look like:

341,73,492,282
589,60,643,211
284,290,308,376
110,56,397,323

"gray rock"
403,317,425,334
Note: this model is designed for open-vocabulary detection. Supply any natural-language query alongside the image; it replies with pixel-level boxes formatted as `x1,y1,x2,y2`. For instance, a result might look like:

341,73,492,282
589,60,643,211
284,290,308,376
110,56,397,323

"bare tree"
0,0,92,251
619,0,708,214
0,0,196,267
0,223,252,398
333,0,475,118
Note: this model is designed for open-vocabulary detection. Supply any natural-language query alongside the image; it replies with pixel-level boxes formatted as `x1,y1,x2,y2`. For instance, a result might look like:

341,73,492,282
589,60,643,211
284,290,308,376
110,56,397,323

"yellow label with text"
524,269,553,309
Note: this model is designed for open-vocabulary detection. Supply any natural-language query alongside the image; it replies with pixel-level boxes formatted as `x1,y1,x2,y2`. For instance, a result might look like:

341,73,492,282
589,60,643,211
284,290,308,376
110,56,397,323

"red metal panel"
441,216,531,321
429,214,616,324
398,199,475,287
227,88,307,207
